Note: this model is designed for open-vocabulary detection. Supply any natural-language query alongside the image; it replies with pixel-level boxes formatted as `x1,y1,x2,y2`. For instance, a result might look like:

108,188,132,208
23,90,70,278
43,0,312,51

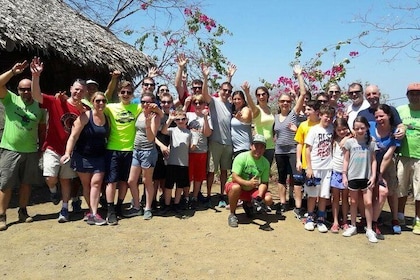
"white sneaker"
304,218,315,231
317,222,328,233
366,229,378,243
342,225,357,237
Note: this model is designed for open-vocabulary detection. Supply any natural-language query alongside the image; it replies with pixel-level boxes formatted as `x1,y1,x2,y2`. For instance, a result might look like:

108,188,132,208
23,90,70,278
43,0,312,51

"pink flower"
199,14,209,23
184,8,193,16
349,51,359,57
141,3,148,10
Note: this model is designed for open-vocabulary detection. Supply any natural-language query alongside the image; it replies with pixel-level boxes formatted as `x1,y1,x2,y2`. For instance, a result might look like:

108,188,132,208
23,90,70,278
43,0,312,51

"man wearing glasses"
346,82,370,127
201,64,234,208
397,83,420,234
0,61,46,230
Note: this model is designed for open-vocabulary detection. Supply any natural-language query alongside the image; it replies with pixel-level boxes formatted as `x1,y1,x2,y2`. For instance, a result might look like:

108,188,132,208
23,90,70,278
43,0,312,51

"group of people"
0,56,418,245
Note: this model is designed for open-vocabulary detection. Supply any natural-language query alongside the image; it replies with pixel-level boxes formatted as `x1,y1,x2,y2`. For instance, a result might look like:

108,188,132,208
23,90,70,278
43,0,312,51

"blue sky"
198,0,419,107
121,0,419,106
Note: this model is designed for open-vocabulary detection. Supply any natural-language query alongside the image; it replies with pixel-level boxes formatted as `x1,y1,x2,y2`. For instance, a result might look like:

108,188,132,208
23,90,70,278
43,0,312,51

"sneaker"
228,213,238,228
189,198,198,210
413,219,420,235
18,208,33,223
50,192,60,205
252,198,268,213
143,210,153,220
304,217,315,231
317,221,328,233
71,199,82,213
342,225,357,237
392,219,402,234
366,229,378,243
374,224,385,240
275,203,286,215
243,202,255,218
357,217,367,229
115,204,123,218
123,207,143,218
58,208,69,223
331,223,340,233
0,214,7,231
218,200,227,208
106,211,118,226
83,212,92,222
293,208,303,220
87,214,106,226
341,223,350,231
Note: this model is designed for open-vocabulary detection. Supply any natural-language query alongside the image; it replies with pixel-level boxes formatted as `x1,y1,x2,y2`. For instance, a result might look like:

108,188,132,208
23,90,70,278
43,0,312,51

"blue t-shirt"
369,125,400,165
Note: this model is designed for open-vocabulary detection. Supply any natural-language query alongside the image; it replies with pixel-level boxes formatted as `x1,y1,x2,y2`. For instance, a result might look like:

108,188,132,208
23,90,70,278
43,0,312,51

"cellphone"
62,158,70,165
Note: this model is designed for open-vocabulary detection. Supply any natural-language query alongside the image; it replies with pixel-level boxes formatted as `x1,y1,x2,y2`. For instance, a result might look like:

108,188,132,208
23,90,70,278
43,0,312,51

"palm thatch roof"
0,0,154,80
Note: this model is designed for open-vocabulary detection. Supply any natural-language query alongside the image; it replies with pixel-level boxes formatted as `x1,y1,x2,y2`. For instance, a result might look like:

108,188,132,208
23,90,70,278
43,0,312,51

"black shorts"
348,179,369,191
152,153,166,180
164,165,189,189
104,150,133,183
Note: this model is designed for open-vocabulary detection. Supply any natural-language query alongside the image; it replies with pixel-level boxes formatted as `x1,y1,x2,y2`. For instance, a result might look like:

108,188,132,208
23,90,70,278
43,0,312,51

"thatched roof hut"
0,0,155,93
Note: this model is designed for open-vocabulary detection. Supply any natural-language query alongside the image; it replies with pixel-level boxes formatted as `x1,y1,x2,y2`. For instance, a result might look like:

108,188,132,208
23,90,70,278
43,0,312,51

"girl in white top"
330,118,351,233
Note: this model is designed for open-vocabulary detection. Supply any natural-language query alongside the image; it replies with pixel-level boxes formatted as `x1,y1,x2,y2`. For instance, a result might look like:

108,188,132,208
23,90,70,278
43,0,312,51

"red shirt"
41,94,85,155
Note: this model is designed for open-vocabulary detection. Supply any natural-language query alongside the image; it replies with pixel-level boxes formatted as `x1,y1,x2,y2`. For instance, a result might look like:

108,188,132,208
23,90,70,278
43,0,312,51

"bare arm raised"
0,60,28,98
30,57,44,104
292,65,306,114
241,81,260,118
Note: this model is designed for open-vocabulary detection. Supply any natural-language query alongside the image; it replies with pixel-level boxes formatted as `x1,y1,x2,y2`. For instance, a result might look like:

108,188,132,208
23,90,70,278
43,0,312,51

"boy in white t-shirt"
304,105,335,233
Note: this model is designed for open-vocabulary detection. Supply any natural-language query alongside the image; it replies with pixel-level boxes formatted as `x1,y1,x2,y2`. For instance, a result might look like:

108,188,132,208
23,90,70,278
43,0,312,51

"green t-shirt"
228,151,270,191
397,104,420,159
0,91,46,152
105,102,142,151
253,106,275,150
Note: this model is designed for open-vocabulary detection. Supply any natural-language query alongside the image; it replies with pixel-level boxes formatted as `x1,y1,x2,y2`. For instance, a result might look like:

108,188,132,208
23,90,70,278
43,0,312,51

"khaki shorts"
43,148,77,179
207,141,233,173
0,149,40,190
397,156,420,200
380,157,398,196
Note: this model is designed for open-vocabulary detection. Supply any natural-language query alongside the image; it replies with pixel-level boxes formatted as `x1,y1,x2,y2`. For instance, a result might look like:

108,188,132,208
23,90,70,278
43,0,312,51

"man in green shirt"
397,83,420,234
0,61,46,231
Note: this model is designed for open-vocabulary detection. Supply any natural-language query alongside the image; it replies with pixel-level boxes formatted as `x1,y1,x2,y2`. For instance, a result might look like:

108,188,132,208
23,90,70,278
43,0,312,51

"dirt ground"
0,183,418,280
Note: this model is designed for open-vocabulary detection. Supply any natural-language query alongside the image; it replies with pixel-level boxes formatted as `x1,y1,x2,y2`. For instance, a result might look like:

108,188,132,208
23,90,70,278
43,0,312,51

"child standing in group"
161,110,192,213
293,100,321,218
342,116,378,243
304,105,335,233
330,118,351,233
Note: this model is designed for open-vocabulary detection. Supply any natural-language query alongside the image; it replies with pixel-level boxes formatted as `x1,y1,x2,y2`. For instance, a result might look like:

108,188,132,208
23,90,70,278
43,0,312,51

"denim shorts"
132,148,158,169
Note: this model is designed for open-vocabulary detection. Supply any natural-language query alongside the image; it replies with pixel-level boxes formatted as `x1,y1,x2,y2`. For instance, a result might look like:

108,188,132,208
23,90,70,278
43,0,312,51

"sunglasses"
18,87,31,92
279,100,292,103
222,88,233,94
120,90,133,95
95,99,107,104
192,86,202,90
141,100,152,104
256,93,267,97
159,89,170,93
161,101,172,105
348,90,362,95
143,82,155,87
175,117,187,121
329,91,340,94
194,101,204,105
